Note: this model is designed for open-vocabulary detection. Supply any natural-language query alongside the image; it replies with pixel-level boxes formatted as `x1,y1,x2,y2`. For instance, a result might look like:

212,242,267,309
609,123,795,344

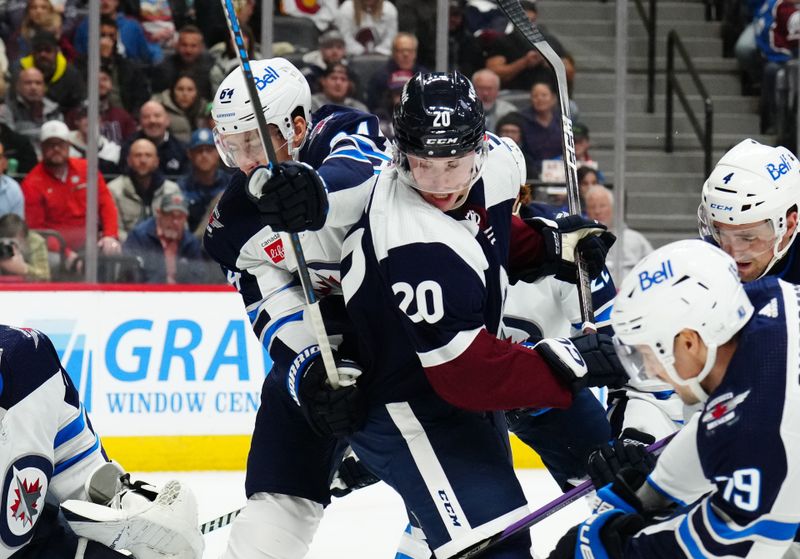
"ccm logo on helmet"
638,260,674,291
710,203,733,211
424,138,458,145
766,154,794,181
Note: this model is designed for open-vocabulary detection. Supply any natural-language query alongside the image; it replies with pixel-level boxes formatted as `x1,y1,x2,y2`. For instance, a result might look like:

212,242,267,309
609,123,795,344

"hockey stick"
495,0,595,332
219,0,340,388
453,432,676,558
199,506,243,535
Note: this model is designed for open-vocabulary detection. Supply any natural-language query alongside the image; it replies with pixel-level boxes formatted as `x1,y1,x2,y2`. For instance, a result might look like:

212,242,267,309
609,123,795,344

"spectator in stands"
336,0,398,56
5,0,63,62
735,0,769,95
109,137,181,240
1,0,80,47
572,123,604,180
0,122,37,175
94,64,139,140
473,68,516,133
0,67,63,154
485,0,565,90
77,17,151,117
366,32,428,112
463,0,508,36
310,63,369,113
373,69,413,138
520,81,563,178
137,0,178,57
0,41,7,99
578,166,601,196
14,30,86,113
121,100,190,176
151,73,209,145
395,0,437,69
0,212,50,281
210,22,260,95
301,29,349,94
279,0,337,32
73,0,154,65
123,190,207,283
21,120,120,270
0,141,24,218
67,104,122,175
585,184,652,283
448,0,485,78
496,111,535,178
151,25,215,101
178,128,228,237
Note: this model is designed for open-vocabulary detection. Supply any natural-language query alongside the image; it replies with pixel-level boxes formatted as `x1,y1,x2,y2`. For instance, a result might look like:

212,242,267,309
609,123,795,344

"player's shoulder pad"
0,325,64,407
483,132,524,204
306,107,383,155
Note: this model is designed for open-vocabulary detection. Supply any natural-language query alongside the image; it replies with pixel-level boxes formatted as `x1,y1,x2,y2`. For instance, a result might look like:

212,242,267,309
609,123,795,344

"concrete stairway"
537,0,773,246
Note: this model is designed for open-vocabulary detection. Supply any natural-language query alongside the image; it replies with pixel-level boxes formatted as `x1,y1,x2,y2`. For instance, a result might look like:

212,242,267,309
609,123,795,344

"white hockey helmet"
611,239,753,402
699,139,800,278
211,57,312,166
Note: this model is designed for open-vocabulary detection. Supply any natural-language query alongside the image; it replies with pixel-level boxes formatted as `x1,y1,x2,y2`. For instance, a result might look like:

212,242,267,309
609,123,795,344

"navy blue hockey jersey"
631,277,800,557
341,134,575,411
203,106,390,377
0,326,106,558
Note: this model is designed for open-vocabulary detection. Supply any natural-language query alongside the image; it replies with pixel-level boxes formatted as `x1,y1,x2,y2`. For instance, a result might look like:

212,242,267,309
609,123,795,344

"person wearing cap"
310,63,368,113
123,190,208,283
108,137,181,241
366,32,428,112
0,67,63,154
300,29,349,94
21,120,121,270
177,128,229,237
13,29,86,113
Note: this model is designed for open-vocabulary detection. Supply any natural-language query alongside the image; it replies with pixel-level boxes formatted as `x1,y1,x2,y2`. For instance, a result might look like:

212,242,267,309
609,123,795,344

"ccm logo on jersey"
1,455,52,549
261,235,285,264
638,260,674,291
702,390,750,430
766,154,794,181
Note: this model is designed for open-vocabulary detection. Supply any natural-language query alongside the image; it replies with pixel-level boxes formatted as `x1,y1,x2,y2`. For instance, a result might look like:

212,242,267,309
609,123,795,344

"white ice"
139,470,592,558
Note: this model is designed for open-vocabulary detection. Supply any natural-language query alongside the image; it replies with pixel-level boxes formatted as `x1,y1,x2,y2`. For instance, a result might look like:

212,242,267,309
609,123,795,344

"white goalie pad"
62,479,204,559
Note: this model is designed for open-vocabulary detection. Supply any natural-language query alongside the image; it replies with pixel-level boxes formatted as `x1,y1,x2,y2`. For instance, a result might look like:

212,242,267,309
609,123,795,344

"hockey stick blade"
495,0,595,331
453,433,676,558
199,506,243,535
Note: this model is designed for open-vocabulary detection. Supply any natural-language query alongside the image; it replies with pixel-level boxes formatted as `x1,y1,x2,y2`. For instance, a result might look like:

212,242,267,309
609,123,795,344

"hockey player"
0,325,202,559
202,57,390,558
550,239,800,558
337,72,627,558
699,138,800,283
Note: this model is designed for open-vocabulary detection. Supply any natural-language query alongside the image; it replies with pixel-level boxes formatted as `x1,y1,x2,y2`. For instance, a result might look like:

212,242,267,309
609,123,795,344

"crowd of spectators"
0,0,611,284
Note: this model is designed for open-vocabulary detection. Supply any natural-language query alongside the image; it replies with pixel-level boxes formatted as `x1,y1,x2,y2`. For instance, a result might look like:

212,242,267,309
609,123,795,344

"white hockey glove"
61,462,204,559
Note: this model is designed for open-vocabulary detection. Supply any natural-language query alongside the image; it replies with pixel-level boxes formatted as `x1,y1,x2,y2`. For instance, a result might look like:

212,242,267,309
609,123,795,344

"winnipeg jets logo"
702,390,750,430
206,207,223,236
2,457,51,546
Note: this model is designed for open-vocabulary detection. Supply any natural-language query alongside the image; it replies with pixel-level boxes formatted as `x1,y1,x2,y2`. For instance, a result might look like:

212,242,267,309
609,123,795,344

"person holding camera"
0,212,50,281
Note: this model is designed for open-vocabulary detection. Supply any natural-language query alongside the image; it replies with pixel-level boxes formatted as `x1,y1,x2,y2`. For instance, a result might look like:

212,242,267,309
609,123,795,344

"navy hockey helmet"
393,72,486,158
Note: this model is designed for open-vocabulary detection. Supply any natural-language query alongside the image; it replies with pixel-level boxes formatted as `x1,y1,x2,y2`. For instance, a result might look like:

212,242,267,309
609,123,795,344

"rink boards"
0,285,544,470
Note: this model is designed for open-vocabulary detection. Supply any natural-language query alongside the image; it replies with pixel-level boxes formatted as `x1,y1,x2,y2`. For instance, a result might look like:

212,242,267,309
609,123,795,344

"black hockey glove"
247,161,329,232
330,453,380,498
548,510,645,559
523,215,616,283
588,428,657,489
290,350,366,438
534,334,628,394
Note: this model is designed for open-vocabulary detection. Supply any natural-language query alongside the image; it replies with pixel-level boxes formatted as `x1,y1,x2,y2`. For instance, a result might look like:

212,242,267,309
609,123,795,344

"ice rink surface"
140,470,592,558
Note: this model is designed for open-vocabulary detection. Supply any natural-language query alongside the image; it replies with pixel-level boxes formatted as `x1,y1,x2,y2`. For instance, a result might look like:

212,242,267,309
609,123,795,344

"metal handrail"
665,29,714,176
633,0,657,113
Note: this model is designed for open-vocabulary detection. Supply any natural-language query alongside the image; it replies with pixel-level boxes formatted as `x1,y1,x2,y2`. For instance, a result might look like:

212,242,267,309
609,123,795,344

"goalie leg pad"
223,492,323,559
62,480,204,559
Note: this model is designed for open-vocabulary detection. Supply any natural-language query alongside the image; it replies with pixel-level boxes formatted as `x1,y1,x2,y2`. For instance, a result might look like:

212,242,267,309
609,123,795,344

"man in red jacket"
21,120,121,270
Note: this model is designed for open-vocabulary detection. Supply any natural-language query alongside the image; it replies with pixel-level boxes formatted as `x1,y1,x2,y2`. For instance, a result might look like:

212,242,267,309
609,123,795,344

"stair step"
626,191,702,214
600,171,707,191
546,19,721,38
578,73,741,96
564,36,723,59
590,131,774,151
626,213,698,231
571,93,757,115
539,1,707,22
592,151,723,173
642,230,698,248
582,111,759,135
574,55,738,74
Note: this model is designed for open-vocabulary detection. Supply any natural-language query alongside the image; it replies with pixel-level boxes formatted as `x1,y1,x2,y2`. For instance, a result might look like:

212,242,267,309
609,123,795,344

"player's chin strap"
759,223,798,279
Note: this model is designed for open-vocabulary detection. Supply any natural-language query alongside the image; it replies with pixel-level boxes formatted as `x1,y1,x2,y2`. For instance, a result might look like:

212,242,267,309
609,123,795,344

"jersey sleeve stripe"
54,405,87,448
704,500,798,542
677,513,709,559
417,327,482,368
646,475,690,507
53,434,101,476
260,310,305,348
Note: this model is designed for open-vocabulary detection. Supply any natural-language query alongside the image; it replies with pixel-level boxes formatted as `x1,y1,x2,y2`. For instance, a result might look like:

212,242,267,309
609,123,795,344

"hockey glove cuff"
247,161,329,232
288,347,366,438
533,337,589,394
588,428,657,489
570,333,629,389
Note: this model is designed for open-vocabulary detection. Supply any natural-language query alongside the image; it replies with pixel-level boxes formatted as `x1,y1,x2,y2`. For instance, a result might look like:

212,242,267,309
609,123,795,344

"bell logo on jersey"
1,456,52,548
638,260,674,291
261,234,285,264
